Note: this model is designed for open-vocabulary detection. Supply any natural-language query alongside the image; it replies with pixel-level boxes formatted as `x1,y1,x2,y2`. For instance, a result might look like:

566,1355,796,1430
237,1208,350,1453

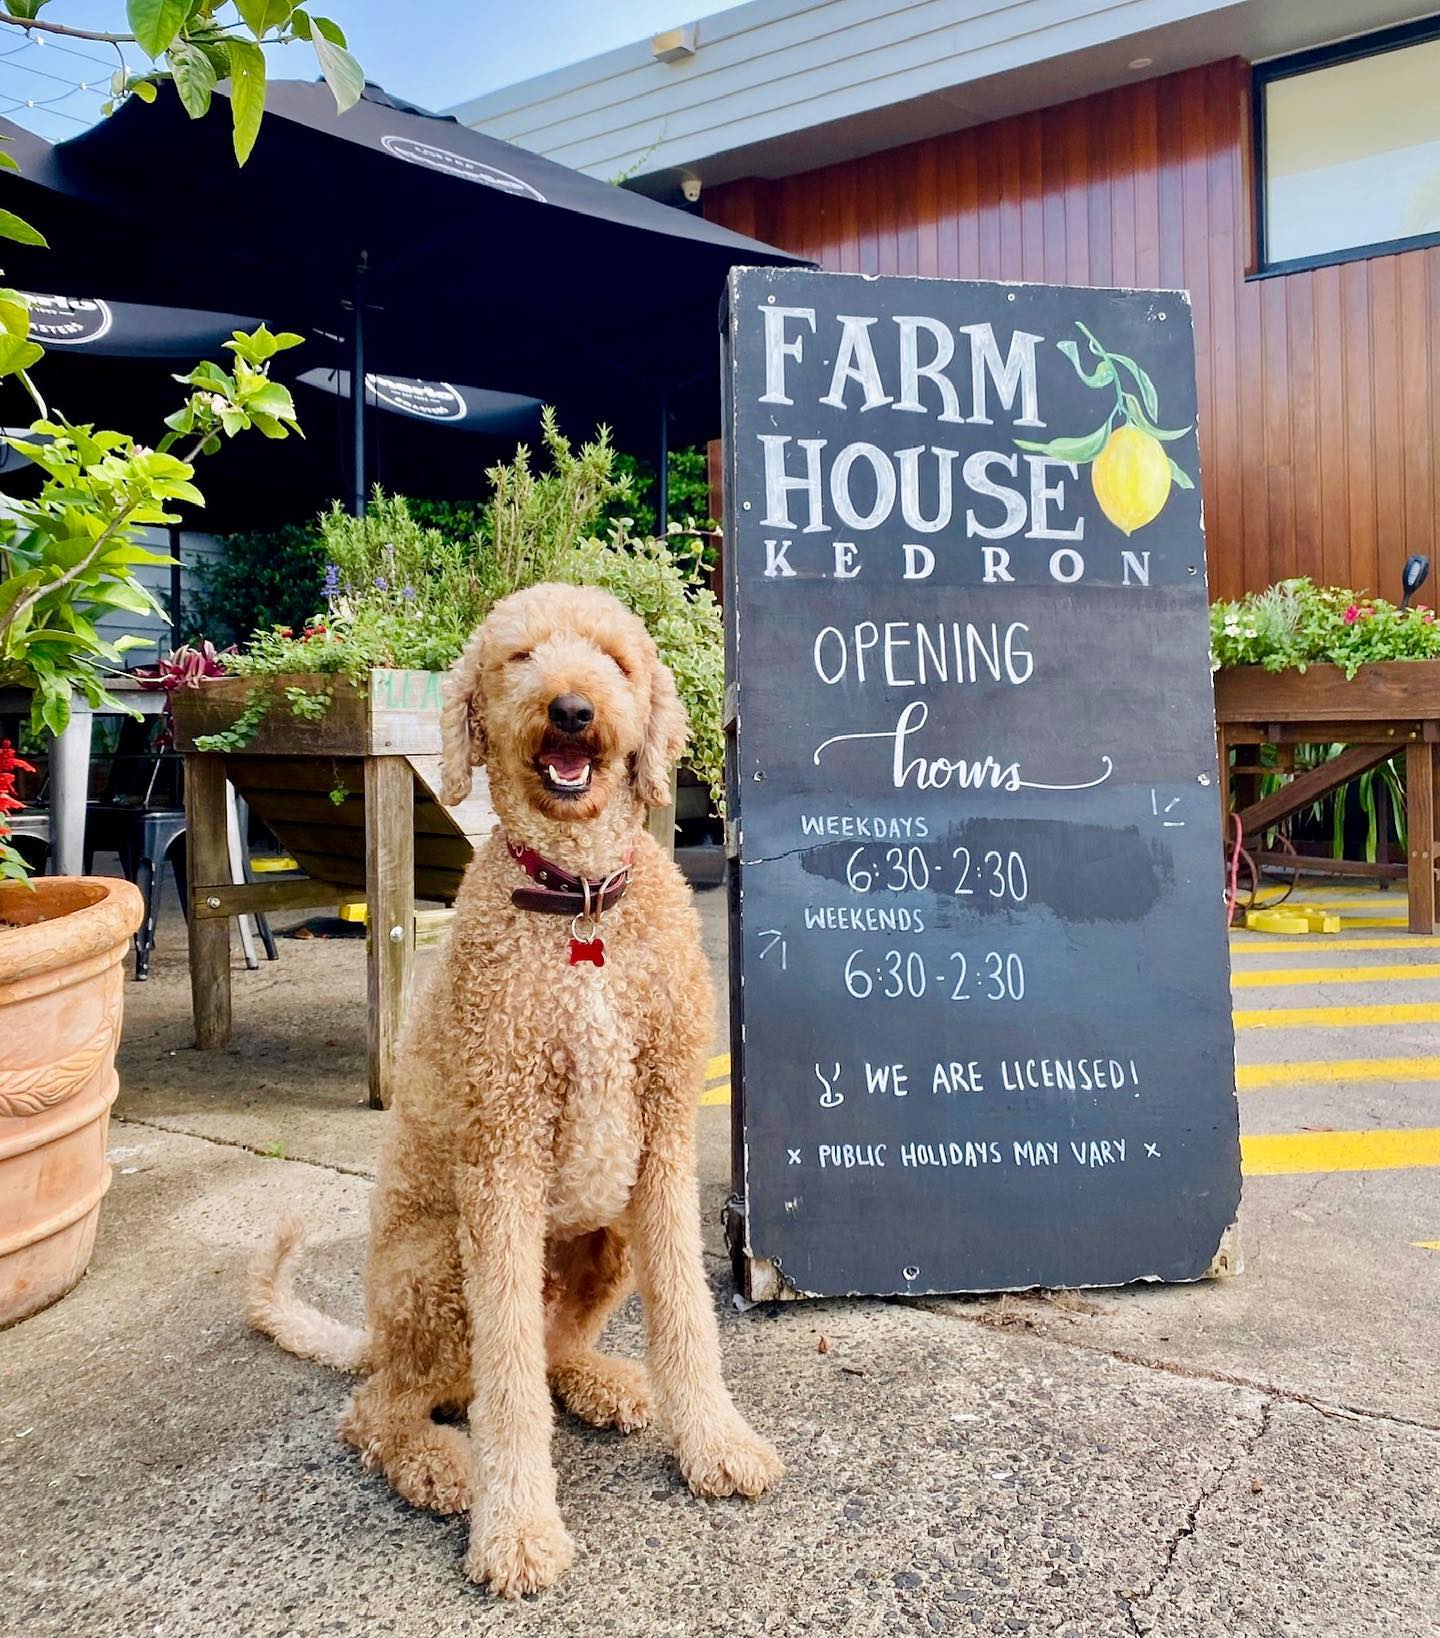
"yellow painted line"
1232,963,1440,989
1413,1241,1440,1251
1242,1127,1440,1176
1251,894,1407,910
1238,1056,1440,1089
1340,917,1420,930
699,1084,730,1108
1231,937,1427,954
1234,1002,1440,1030
706,1052,730,1080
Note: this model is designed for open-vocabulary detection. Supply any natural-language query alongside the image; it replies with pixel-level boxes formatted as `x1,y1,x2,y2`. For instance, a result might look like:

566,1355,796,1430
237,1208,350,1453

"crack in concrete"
112,1115,376,1180
1120,1398,1273,1636
902,1296,1440,1436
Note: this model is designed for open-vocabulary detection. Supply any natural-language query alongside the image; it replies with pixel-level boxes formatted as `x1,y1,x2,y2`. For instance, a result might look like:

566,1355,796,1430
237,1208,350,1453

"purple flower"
401,585,415,600
322,562,340,599
373,575,389,591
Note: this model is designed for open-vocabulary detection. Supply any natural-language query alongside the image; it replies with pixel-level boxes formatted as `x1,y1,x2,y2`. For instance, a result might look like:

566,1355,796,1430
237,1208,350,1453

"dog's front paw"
551,1353,653,1432
465,1513,576,1598
677,1418,784,1499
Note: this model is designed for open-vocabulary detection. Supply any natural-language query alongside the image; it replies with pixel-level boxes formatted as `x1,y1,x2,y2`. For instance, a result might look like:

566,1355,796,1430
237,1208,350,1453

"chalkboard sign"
722,267,1241,1301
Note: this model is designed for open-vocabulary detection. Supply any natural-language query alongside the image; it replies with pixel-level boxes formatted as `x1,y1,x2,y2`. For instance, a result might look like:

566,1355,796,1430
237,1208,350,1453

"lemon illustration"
1091,424,1171,535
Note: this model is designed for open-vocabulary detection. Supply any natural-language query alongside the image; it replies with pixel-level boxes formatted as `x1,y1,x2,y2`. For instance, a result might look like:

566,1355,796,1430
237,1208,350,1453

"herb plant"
1210,579,1440,676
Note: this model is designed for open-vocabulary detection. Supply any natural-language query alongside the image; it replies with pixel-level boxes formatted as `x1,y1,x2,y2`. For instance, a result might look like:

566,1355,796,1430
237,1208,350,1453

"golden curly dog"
248,582,782,1596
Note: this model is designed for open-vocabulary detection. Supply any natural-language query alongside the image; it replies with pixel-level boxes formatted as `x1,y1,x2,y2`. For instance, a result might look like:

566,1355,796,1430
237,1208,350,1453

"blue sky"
0,1,747,141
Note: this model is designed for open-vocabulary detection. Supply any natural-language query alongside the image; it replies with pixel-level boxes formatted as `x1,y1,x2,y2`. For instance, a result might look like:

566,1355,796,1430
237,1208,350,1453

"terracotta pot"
0,875,143,1327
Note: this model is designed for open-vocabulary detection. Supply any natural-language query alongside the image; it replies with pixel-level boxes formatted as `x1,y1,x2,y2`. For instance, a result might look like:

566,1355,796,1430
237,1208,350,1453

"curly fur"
249,583,782,1597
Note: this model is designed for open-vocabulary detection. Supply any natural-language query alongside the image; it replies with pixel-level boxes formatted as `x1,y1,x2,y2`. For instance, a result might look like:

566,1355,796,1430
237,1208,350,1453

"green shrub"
188,521,326,646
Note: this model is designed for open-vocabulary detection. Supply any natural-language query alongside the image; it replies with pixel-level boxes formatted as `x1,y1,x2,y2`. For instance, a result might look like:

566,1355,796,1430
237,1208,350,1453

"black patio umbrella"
0,81,807,518
0,286,545,531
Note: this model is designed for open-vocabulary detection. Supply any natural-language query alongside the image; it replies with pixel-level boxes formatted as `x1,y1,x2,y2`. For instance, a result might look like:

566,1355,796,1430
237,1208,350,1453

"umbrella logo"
23,293,113,347
367,374,466,422
380,134,546,203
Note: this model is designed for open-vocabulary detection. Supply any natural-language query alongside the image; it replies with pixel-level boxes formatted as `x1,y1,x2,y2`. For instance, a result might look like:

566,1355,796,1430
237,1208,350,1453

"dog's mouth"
535,734,600,798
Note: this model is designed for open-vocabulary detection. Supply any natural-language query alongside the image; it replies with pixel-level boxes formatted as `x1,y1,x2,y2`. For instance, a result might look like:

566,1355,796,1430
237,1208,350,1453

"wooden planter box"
1214,660,1440,729
173,670,496,902
1213,661,1440,934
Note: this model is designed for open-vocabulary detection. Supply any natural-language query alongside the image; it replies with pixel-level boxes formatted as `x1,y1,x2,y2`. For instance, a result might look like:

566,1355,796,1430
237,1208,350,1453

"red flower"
1344,605,1361,624
0,740,35,777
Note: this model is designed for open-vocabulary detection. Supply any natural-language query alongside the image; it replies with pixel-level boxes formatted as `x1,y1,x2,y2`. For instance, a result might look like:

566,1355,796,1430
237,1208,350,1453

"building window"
1255,19,1440,274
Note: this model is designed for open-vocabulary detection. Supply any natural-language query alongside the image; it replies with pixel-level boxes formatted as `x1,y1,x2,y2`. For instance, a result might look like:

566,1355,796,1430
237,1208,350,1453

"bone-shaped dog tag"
569,936,605,967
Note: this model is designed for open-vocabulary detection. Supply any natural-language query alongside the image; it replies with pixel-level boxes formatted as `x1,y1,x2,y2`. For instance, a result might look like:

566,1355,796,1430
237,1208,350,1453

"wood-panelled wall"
706,59,1440,601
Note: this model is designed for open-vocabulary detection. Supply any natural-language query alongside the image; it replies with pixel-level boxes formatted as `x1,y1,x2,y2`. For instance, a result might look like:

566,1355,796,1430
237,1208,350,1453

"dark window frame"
1251,14,1440,279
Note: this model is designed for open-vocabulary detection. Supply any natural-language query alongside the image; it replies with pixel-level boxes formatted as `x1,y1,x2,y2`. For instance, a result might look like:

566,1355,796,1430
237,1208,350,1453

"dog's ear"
635,651,689,808
440,627,488,805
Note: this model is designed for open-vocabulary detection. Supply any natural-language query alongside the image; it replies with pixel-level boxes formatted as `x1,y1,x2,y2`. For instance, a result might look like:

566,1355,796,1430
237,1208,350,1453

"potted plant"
0,325,305,1325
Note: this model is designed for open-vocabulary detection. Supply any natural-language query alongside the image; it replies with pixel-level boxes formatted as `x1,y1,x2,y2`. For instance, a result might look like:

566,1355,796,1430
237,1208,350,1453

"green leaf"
1122,393,1191,442
1056,338,1114,390
0,148,21,173
0,332,44,376
1013,418,1114,465
168,38,218,118
313,32,363,112
311,13,346,45
1167,458,1194,490
129,79,159,104
289,6,312,36
0,208,46,248
126,0,188,57
235,0,292,36
5,0,52,20
227,38,267,165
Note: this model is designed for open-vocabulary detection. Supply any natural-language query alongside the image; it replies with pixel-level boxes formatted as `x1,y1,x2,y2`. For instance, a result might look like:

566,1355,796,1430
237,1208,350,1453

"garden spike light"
1401,555,1430,610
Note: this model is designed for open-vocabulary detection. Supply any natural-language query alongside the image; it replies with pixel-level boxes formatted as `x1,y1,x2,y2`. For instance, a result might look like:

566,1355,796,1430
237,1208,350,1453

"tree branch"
0,11,133,43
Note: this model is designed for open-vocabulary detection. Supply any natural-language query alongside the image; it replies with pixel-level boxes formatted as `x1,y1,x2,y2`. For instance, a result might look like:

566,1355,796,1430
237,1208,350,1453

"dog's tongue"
543,750,592,781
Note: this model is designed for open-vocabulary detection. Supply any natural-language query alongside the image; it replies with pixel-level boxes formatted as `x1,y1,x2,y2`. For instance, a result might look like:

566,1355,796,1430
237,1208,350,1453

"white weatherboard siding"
454,0,1440,186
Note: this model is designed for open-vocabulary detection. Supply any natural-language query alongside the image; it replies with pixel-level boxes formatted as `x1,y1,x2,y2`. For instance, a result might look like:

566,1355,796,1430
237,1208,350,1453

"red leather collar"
506,837,633,917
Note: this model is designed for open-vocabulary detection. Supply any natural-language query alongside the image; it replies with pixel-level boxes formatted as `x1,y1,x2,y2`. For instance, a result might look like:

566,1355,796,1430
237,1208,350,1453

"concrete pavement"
1,877,1437,1636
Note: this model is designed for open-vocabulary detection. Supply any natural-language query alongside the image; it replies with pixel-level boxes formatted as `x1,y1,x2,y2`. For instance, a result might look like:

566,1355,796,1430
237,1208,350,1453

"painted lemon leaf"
1057,338,1114,390
1014,418,1114,464
1123,392,1190,442
1167,458,1195,490
1109,352,1160,419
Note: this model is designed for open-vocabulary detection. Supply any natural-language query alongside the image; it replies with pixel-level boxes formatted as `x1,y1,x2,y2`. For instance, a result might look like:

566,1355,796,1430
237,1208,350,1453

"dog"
248,582,782,1596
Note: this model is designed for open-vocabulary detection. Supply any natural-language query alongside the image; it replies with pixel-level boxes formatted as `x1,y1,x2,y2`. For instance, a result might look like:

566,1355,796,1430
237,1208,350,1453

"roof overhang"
453,0,1440,202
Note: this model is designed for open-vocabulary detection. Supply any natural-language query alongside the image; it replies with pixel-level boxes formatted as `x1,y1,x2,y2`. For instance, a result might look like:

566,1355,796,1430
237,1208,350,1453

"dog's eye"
607,652,631,678
508,650,532,664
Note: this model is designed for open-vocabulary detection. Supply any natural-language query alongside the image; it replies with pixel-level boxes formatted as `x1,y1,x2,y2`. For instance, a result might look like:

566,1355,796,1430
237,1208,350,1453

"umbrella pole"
351,256,368,517
655,381,670,532
168,524,183,638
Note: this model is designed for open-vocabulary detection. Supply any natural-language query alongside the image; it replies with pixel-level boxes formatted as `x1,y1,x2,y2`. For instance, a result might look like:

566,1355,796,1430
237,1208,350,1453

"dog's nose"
547,693,594,734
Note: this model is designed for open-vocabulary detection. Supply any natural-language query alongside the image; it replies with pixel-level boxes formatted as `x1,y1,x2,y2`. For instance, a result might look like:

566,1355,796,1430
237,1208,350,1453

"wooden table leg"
365,755,415,1110
184,752,232,1046
1215,727,1230,842
1405,741,1437,934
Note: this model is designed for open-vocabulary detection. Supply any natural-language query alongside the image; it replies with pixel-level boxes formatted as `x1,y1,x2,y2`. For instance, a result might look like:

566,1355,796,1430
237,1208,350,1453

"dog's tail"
247,1213,372,1374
